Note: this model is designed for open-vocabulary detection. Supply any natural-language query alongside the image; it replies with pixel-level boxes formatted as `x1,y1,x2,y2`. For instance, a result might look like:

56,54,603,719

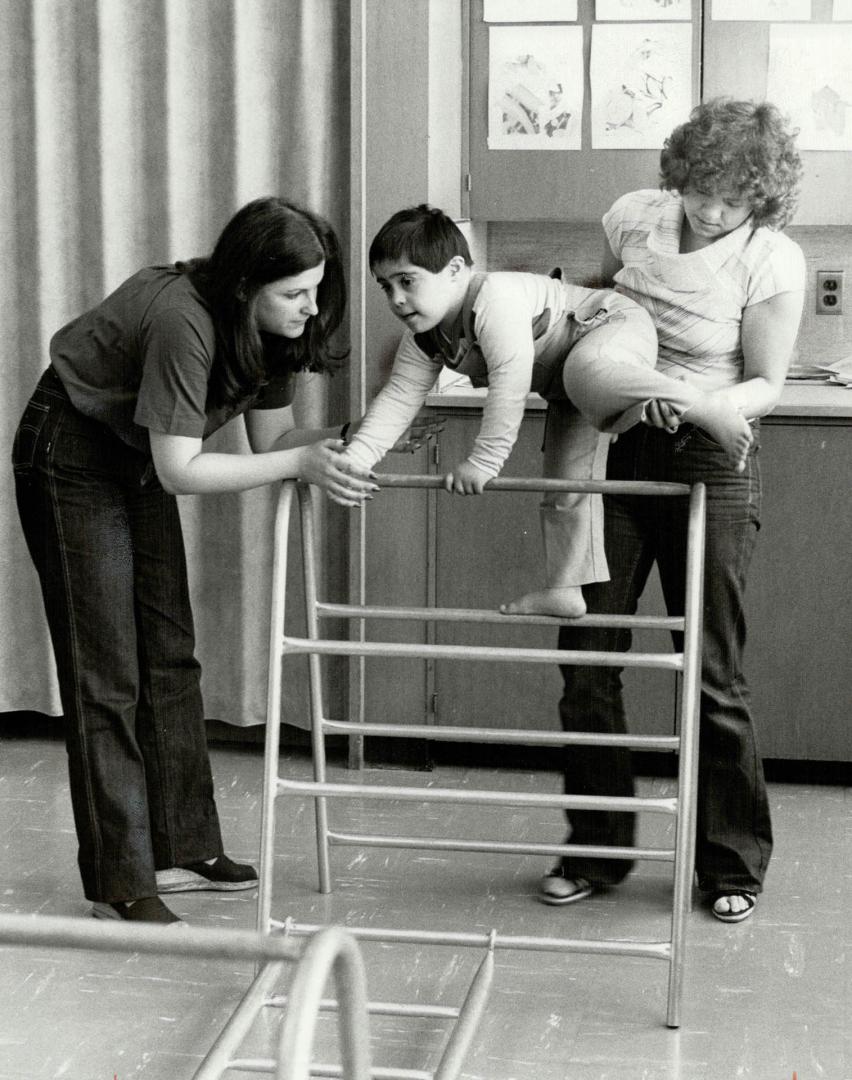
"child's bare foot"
684,392,753,472
500,586,586,618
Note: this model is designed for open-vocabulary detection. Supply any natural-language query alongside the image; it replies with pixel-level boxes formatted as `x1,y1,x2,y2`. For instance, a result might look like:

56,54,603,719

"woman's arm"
150,423,376,507
726,289,805,419
344,333,444,470
247,400,442,462
244,404,342,453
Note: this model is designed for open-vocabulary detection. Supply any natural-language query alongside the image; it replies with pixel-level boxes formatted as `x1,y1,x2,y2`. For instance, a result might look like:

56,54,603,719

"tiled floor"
0,733,848,1080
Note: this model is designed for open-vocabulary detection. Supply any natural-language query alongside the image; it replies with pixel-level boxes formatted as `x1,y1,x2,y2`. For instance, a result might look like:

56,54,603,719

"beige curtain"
0,0,351,726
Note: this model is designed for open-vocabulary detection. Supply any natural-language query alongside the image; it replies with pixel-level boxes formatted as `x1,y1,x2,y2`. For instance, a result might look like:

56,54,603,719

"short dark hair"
182,197,347,407
659,98,802,230
369,204,473,274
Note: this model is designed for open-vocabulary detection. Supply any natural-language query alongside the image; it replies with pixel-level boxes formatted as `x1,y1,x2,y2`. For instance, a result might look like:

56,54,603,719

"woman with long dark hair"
12,197,376,923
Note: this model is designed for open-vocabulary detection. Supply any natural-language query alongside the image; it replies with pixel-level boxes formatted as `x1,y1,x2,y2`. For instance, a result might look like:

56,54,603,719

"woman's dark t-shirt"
50,266,296,454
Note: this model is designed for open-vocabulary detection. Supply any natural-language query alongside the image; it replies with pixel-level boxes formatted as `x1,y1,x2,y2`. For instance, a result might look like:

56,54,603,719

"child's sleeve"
464,275,539,478
344,331,444,470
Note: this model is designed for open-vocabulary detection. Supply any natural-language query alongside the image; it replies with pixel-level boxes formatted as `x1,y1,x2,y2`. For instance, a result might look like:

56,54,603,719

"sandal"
539,871,593,907
711,890,756,923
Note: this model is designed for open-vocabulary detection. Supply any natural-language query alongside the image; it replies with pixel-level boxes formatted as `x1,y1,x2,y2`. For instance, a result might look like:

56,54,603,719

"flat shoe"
711,890,756,923
156,854,258,893
91,896,183,924
538,873,593,907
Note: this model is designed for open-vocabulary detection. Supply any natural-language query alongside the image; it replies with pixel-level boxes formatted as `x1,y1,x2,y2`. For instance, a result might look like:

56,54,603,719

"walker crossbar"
321,718,681,751
317,601,684,632
275,920,672,963
266,997,462,1020
245,473,705,1075
276,778,678,815
375,474,690,497
325,830,675,862
283,635,684,670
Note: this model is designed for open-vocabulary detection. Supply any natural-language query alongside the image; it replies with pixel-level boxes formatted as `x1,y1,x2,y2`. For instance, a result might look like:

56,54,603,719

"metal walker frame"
0,474,705,1080
0,913,374,1080
243,474,706,1077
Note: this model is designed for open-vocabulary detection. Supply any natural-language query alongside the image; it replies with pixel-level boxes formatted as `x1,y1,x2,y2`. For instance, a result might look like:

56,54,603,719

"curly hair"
659,98,803,230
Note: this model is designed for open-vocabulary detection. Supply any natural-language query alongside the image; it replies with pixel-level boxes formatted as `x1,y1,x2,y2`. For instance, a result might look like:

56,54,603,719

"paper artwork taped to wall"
596,0,691,20
711,0,809,19
487,25,583,150
832,0,852,19
590,23,692,149
484,0,578,21
767,24,852,150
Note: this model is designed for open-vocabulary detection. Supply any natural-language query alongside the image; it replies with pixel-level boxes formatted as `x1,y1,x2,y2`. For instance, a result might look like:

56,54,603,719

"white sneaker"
538,872,593,906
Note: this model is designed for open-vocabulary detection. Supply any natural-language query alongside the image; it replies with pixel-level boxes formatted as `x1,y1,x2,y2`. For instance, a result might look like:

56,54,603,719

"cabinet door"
432,411,678,736
747,420,852,761
362,447,434,732
703,14,852,226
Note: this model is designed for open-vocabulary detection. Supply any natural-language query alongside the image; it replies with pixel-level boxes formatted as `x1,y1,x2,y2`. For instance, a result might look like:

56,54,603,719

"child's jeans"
12,366,224,902
538,285,704,590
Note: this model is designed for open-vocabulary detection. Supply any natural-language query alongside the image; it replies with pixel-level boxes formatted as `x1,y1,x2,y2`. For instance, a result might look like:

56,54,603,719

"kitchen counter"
403,392,851,761
426,380,852,418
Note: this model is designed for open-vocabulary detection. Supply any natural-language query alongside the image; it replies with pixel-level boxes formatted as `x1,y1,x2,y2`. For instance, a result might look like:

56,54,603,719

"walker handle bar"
372,473,692,497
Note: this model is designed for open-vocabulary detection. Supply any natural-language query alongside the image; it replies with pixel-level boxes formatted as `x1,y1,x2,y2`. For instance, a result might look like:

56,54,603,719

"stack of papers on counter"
787,358,852,386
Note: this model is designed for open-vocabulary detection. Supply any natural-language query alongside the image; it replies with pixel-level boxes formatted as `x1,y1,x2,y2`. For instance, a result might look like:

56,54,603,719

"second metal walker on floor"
252,473,705,1077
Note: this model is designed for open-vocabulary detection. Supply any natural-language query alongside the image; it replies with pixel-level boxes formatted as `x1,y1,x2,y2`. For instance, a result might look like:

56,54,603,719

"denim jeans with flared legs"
12,366,223,903
556,421,772,895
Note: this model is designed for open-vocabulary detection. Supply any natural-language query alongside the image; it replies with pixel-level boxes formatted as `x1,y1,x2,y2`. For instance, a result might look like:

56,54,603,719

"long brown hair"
180,197,347,408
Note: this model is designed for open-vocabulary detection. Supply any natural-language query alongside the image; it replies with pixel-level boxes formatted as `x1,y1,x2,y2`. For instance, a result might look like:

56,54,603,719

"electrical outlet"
816,270,844,315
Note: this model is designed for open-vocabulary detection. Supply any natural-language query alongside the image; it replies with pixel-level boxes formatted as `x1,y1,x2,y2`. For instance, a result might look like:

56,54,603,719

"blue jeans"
12,367,223,902
557,422,772,894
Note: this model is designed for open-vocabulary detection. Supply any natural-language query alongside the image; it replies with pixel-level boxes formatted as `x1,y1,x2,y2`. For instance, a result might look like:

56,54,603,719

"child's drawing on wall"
484,0,578,20
711,0,810,19
590,23,692,148
487,25,583,150
596,0,690,20
768,24,852,150
811,86,851,140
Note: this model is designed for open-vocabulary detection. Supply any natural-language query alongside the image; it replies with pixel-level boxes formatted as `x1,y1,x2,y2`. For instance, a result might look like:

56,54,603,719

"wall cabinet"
467,0,702,222
363,408,852,764
746,417,852,760
467,0,849,225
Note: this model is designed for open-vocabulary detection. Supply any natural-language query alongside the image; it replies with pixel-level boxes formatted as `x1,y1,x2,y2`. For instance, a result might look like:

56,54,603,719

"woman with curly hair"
541,99,805,923
12,197,377,923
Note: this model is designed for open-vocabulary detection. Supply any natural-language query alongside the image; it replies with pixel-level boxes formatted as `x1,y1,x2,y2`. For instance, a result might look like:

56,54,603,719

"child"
12,198,376,923
341,204,754,618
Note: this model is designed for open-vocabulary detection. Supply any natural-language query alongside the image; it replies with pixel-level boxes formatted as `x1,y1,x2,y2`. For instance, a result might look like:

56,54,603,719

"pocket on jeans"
689,426,726,452
12,400,49,473
691,420,761,455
